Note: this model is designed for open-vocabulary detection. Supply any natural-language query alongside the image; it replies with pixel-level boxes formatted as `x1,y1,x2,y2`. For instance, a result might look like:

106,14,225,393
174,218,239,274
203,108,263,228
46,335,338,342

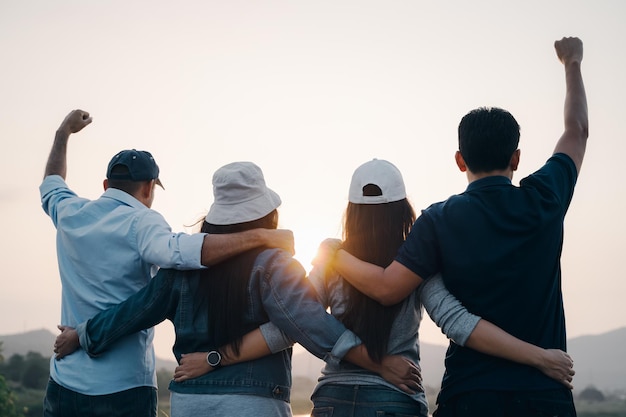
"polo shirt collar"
466,175,512,192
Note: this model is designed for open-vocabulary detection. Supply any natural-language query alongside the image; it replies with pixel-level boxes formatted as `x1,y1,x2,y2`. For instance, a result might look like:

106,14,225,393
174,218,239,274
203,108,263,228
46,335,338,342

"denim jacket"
77,248,359,401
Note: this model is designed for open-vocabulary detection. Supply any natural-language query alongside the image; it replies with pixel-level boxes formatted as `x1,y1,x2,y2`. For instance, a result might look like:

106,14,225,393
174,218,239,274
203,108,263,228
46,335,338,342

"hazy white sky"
1,0,624,360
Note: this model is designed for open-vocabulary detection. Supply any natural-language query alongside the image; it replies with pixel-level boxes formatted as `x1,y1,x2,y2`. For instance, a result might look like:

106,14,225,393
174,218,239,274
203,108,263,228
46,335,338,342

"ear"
455,151,467,172
141,180,154,199
510,149,521,171
103,179,109,191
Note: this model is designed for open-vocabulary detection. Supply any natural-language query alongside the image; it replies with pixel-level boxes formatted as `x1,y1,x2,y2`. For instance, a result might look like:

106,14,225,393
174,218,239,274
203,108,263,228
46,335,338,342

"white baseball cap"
348,159,406,204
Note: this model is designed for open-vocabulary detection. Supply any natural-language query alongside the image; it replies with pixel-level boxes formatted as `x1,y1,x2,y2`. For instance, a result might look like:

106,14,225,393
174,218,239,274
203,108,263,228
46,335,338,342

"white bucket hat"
348,159,406,204
205,162,282,225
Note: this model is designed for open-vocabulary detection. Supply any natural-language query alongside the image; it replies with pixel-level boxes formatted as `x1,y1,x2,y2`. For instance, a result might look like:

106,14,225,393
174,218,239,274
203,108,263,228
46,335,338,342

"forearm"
81,273,174,355
334,250,389,303
556,61,588,172
201,229,268,266
334,250,420,305
421,274,480,346
464,319,544,368
44,129,70,179
343,344,381,372
173,328,274,381
564,62,588,137
221,328,272,366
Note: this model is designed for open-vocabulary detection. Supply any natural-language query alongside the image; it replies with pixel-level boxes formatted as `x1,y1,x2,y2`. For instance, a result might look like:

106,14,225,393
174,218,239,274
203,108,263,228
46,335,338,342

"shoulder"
40,175,75,199
520,153,578,202
254,248,306,278
523,153,577,183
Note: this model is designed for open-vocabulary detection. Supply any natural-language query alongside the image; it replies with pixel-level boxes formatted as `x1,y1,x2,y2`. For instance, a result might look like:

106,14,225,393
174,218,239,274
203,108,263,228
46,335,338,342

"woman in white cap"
52,161,421,417
308,159,575,416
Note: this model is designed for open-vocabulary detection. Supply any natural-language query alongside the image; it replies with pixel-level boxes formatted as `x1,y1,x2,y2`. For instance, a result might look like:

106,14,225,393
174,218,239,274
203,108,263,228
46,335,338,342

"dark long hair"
341,194,415,362
198,210,278,356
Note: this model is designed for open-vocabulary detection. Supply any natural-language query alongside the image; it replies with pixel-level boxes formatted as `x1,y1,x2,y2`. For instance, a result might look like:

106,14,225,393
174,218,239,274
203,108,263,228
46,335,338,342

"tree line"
0,341,173,416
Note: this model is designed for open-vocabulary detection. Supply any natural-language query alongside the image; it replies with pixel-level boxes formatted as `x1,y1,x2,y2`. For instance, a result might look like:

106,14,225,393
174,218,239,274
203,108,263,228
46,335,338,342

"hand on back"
53,325,80,360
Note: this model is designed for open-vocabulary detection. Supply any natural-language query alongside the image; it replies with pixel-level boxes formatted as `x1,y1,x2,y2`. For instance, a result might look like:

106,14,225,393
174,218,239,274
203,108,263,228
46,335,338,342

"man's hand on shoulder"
58,109,92,136
264,229,295,255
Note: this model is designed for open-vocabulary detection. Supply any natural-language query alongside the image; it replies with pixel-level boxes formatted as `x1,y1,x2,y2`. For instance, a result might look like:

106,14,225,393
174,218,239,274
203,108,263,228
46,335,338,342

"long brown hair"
198,210,278,356
341,196,415,362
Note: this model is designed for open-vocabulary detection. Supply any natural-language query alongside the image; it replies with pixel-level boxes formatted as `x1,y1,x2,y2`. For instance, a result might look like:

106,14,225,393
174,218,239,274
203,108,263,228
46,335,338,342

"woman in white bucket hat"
53,161,421,417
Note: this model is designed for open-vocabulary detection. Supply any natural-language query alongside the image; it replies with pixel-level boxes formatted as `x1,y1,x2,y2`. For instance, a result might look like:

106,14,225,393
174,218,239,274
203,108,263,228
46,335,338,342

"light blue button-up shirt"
40,175,206,395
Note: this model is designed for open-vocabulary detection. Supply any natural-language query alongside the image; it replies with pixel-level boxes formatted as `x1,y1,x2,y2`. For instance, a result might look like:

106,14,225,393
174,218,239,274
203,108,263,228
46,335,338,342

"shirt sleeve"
77,270,178,356
135,210,206,270
259,322,294,354
307,265,329,306
419,273,480,346
258,250,361,363
40,175,88,226
396,210,441,280
520,153,578,213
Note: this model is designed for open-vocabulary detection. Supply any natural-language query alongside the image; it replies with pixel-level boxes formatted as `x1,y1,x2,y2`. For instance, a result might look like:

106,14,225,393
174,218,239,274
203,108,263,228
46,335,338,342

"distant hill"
2,327,625,392
0,328,178,372
568,327,625,391
292,326,626,393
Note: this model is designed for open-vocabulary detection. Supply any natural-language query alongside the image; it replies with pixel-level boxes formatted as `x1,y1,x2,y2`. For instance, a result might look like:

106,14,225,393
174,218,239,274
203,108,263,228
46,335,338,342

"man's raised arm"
44,109,93,179
553,37,588,173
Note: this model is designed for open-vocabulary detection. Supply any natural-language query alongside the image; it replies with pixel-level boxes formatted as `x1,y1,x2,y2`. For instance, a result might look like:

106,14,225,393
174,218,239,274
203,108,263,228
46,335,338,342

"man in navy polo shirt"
325,37,587,416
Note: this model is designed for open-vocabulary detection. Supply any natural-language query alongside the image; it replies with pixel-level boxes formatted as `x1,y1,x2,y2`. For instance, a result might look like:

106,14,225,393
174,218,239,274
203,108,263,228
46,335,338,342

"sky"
1,0,625,361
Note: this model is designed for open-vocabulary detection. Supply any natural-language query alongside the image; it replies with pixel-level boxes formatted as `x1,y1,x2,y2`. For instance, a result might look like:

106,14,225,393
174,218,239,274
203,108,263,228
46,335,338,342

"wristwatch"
206,350,222,369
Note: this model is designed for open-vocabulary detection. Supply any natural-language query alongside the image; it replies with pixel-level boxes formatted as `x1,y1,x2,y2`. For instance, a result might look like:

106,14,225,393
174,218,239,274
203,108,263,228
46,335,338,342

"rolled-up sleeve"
420,274,480,346
40,175,86,225
258,250,361,362
259,322,294,354
135,210,206,270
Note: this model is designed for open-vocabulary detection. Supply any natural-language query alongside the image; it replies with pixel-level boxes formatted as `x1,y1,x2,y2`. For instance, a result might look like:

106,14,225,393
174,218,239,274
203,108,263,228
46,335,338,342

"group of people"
42,36,587,417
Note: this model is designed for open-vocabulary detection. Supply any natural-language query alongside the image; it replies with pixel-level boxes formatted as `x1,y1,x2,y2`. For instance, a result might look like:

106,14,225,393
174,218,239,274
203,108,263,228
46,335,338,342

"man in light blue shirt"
40,109,295,417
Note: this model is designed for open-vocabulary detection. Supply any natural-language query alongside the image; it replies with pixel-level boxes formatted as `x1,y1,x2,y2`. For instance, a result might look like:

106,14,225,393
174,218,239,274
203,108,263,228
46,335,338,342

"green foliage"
0,374,25,417
0,352,49,390
3,355,25,382
20,353,48,390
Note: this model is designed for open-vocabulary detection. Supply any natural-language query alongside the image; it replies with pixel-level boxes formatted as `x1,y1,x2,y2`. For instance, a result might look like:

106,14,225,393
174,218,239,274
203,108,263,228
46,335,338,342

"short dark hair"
458,107,520,173
106,165,147,194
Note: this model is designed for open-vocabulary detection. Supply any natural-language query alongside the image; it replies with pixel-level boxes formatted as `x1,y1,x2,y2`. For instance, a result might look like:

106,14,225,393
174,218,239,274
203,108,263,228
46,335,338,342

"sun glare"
291,226,340,274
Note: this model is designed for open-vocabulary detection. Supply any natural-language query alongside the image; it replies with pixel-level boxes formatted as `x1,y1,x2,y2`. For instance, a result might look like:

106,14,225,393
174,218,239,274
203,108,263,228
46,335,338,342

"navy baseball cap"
106,149,164,189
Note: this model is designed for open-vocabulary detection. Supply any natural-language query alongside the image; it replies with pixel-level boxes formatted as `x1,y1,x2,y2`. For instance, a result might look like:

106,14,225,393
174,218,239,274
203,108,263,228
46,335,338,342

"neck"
466,168,513,183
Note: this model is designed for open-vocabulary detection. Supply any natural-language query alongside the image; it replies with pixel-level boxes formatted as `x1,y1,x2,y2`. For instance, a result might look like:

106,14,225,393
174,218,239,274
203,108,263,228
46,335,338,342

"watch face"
208,351,221,367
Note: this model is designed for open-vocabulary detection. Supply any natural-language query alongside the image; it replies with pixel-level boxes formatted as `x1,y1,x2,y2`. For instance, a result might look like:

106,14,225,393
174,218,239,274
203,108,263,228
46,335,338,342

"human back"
405,151,575,398
42,148,176,395
310,159,429,416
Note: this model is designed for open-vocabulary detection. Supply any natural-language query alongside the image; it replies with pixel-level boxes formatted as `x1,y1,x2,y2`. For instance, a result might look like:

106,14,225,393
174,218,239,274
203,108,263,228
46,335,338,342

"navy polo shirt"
397,153,577,402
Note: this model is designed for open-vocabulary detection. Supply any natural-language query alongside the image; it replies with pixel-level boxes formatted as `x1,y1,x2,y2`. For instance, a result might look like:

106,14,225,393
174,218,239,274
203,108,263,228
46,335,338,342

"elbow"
574,119,589,141
581,124,589,141
375,290,405,306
